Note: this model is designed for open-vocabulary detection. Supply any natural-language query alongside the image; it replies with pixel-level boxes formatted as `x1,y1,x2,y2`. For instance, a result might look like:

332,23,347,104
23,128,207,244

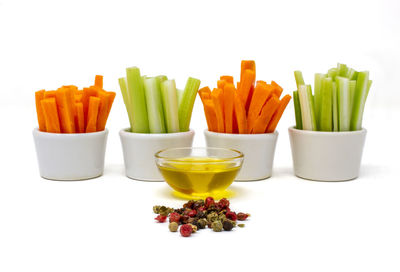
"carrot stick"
96,91,115,131
55,87,76,133
266,94,292,133
234,92,247,134
41,98,61,133
245,84,254,112
251,96,280,134
211,88,225,133
106,92,116,116
220,76,234,84
75,94,82,102
203,99,218,132
95,75,103,89
232,112,239,134
198,87,212,102
238,69,255,107
217,80,226,91
223,83,235,133
35,90,46,132
44,90,56,99
240,60,256,83
86,96,100,133
271,81,283,98
82,87,98,127
247,83,273,132
76,102,85,133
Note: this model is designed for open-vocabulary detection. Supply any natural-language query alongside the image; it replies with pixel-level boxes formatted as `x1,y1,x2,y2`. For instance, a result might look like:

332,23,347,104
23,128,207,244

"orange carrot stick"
106,92,116,116
96,91,115,131
240,60,256,83
217,80,226,91
41,98,61,133
245,84,254,112
95,75,103,89
251,96,280,134
35,90,46,132
234,92,247,134
266,94,291,133
211,88,225,133
55,87,76,133
75,94,82,102
232,112,239,134
271,81,283,98
82,87,98,127
247,83,273,132
203,99,218,132
44,90,56,99
223,83,235,133
220,76,234,84
76,102,85,133
198,87,212,102
86,97,100,133
238,69,255,107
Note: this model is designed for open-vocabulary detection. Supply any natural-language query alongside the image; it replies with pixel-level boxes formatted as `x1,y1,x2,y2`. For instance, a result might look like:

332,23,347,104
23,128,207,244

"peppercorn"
218,198,230,209
189,224,197,233
196,210,205,219
197,218,207,229
211,220,223,232
155,215,167,223
153,205,161,214
237,212,250,221
169,222,179,232
238,224,245,228
187,217,196,224
180,224,193,237
183,200,195,209
180,215,189,224
223,220,234,231
169,212,181,223
205,197,215,208
188,209,197,217
218,214,226,221
207,212,219,222
226,211,237,221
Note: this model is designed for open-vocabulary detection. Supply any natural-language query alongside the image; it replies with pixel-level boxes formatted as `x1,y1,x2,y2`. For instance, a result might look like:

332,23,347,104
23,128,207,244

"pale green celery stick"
337,77,351,131
155,76,167,128
320,77,333,131
293,91,303,129
350,71,371,131
178,77,201,132
177,89,184,106
346,68,357,80
328,68,337,81
314,73,326,130
332,82,339,131
308,85,317,130
126,67,149,133
143,77,166,133
337,63,348,77
119,77,135,131
156,75,168,83
351,71,359,81
349,80,357,115
298,85,316,131
294,71,305,89
161,80,180,133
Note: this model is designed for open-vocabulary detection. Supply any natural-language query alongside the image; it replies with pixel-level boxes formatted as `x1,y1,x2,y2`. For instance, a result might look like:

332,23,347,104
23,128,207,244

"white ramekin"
288,126,367,181
119,129,195,181
33,128,108,181
204,130,279,181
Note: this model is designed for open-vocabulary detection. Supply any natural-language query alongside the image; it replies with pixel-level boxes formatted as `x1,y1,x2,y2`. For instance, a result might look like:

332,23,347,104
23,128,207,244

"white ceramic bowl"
33,128,108,181
288,127,367,181
204,130,278,181
119,129,195,181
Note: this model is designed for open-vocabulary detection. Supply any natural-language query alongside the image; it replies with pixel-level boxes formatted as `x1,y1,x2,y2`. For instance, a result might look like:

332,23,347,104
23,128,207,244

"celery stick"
332,82,339,131
178,77,201,132
161,80,180,133
156,75,168,83
328,68,337,81
337,77,351,131
143,77,166,133
294,71,305,89
350,71,371,131
177,89,184,107
314,73,326,130
349,80,357,115
118,77,135,131
320,77,333,131
308,85,317,130
293,91,303,129
126,67,149,133
298,85,316,131
337,63,348,77
346,68,357,80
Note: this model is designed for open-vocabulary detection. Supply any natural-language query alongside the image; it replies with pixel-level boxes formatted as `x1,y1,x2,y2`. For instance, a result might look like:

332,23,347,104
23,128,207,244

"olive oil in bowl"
155,148,243,197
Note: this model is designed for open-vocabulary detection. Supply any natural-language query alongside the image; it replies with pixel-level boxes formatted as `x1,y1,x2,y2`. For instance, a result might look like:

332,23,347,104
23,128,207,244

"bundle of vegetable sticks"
293,63,372,132
35,75,116,133
199,61,291,134
118,67,201,133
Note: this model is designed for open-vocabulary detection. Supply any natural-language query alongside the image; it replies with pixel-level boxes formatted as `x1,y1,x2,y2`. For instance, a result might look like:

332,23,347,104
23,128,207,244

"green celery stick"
350,71,371,131
177,89,184,107
178,77,201,132
320,77,333,131
118,77,135,131
351,71,359,81
156,75,168,83
293,91,303,129
349,80,357,115
332,82,339,131
298,85,316,131
314,73,326,130
143,77,166,133
328,68,337,81
337,77,351,131
346,68,357,80
126,67,149,133
294,71,305,89
161,80,180,133
337,63,348,77
308,85,317,130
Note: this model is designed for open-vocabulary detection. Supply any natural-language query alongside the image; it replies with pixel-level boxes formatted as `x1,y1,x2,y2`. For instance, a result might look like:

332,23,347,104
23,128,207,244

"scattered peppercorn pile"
153,197,250,237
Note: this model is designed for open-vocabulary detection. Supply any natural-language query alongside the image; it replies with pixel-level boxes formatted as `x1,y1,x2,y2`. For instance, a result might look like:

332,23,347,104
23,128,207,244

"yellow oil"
158,157,241,198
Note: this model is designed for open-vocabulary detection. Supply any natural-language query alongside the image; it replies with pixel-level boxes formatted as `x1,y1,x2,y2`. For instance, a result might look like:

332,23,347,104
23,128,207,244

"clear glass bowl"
155,147,244,198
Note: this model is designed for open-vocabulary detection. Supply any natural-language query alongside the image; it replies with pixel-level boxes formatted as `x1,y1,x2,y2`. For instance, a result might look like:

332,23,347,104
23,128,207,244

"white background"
1,0,400,271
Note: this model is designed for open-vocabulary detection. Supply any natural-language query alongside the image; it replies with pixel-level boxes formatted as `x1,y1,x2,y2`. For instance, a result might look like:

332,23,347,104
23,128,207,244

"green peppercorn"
218,214,226,221
153,205,161,214
189,224,197,233
197,218,207,229
207,212,218,222
211,220,223,232
169,222,179,232
223,220,234,231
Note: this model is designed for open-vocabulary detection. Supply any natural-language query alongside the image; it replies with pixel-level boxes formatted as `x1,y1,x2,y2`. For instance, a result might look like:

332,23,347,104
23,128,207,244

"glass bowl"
155,147,244,198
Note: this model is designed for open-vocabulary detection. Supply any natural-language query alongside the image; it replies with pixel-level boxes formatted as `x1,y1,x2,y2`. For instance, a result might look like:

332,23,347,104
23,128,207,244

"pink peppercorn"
205,197,215,208
180,224,193,237
155,215,167,223
169,212,181,223
226,211,237,221
188,209,197,217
